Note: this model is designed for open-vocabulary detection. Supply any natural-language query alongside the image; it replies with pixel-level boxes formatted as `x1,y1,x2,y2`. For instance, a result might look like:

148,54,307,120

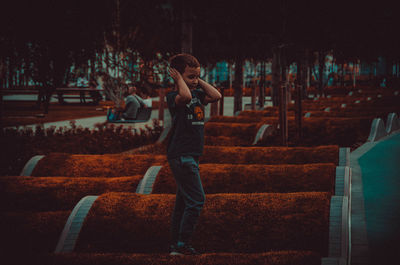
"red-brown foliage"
0,176,142,211
0,120,163,176
201,145,339,165
257,117,373,149
205,122,263,138
32,153,166,177
76,192,330,255
45,251,321,265
152,163,336,194
0,211,69,255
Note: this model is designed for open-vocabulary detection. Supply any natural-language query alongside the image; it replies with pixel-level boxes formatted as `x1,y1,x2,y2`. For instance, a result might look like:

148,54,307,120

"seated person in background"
88,73,103,105
138,90,152,108
121,86,147,120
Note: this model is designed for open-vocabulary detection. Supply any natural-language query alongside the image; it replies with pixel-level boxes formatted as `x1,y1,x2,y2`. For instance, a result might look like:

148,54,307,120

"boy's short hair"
169,53,200,74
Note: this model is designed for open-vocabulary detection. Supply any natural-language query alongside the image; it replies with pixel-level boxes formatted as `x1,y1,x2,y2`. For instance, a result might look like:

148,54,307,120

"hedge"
0,176,142,211
42,251,321,265
0,211,69,255
79,145,340,165
152,163,336,194
75,192,330,255
205,122,263,141
31,153,166,177
0,120,163,176
208,116,270,124
257,117,373,148
204,135,253,146
304,110,393,119
238,108,295,118
201,145,339,165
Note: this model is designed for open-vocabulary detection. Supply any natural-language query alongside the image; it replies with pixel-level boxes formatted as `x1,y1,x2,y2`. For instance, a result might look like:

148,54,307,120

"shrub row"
0,120,163,176
40,251,321,265
257,117,373,148
75,192,330,255
31,146,340,176
205,122,263,140
152,163,336,194
0,211,70,255
32,153,166,177
0,176,142,211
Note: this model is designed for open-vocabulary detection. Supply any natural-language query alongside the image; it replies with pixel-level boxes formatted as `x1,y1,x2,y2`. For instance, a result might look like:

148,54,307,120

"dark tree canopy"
1,0,399,65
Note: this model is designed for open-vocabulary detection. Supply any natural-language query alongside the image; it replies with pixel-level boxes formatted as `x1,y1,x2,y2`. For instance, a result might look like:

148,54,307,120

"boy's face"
182,66,200,89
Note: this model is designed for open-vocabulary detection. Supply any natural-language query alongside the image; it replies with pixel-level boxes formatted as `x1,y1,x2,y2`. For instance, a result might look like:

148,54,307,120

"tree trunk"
278,48,288,146
341,64,345,88
181,0,193,54
352,61,356,88
303,49,309,98
251,79,256,110
0,62,3,131
318,51,324,96
295,59,303,141
158,87,165,125
258,61,266,107
271,48,280,107
279,81,288,146
233,58,243,114
219,86,224,116
228,62,233,89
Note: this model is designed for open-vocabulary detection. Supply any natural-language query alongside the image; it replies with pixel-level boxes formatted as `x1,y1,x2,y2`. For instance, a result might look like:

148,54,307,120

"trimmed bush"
0,120,163,176
32,153,166,177
304,110,392,118
201,145,339,165
76,192,330,255
0,211,69,255
258,117,373,148
208,116,270,124
205,122,263,140
0,176,142,211
204,135,252,146
239,108,295,118
152,163,336,194
45,251,321,265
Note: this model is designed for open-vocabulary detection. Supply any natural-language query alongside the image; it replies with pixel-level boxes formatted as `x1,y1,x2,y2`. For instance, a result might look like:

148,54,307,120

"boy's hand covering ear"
168,68,182,83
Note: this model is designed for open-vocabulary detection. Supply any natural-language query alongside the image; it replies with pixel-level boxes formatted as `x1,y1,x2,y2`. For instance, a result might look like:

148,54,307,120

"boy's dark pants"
168,155,205,245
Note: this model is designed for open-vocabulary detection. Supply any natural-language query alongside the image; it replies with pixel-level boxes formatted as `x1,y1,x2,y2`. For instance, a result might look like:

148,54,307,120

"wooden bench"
2,87,39,95
55,87,104,105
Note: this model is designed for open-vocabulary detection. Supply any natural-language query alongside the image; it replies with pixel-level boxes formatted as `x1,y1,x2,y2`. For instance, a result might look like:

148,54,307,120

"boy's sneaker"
169,243,200,255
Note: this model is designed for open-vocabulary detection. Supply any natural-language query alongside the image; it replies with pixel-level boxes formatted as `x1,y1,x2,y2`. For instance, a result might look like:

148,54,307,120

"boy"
167,53,221,255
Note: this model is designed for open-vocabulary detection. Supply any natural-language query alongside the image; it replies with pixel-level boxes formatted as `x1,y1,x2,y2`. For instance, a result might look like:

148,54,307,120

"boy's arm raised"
198,79,222,104
169,68,192,106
